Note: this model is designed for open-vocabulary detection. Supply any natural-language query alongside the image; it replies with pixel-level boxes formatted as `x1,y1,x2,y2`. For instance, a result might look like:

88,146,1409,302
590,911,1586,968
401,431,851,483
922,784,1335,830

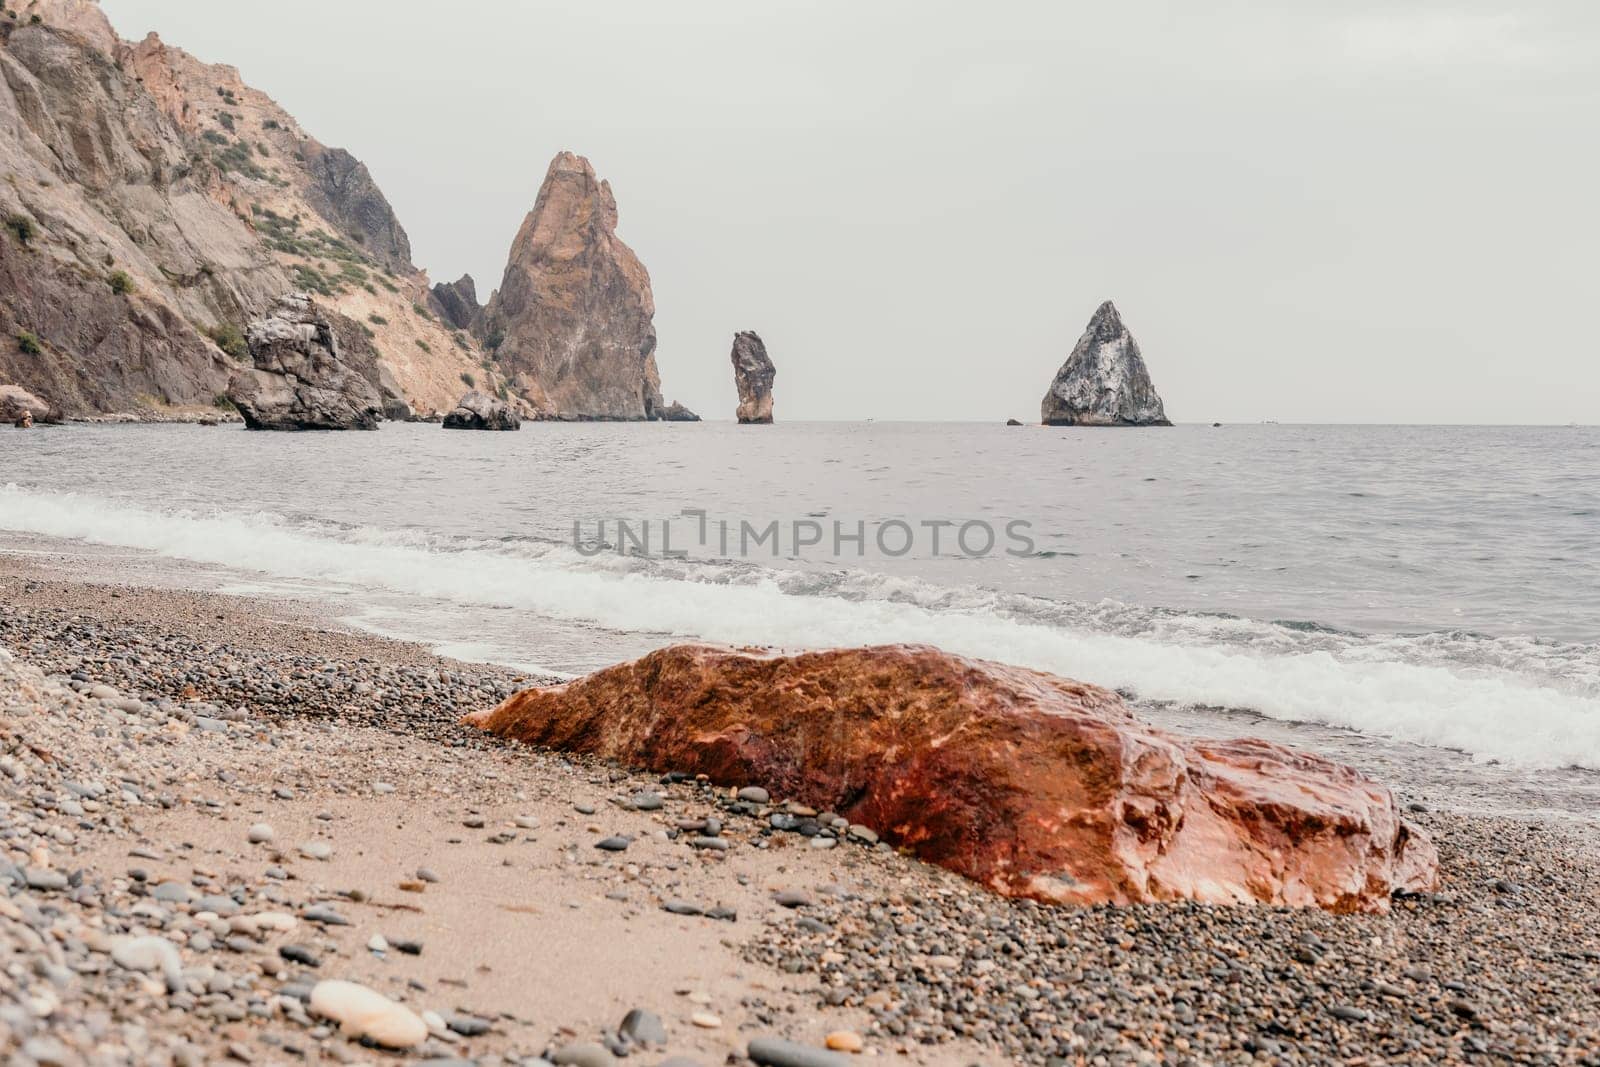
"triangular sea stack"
1041,301,1170,426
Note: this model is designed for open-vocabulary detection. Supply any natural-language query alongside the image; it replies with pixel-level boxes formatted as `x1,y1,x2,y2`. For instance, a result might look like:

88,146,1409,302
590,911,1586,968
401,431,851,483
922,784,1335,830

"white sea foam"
3,484,1598,769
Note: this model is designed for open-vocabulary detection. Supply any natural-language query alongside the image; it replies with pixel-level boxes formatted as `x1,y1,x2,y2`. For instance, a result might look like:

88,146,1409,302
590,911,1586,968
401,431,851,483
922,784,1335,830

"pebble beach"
0,554,1597,1067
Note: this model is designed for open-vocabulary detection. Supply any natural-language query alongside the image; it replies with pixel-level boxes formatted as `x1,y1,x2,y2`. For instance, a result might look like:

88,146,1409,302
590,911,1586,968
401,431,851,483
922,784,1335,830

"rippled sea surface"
3,421,1597,811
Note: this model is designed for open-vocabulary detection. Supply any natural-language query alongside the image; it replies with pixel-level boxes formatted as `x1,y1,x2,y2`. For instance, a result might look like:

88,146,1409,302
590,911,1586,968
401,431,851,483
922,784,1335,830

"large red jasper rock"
464,644,1438,913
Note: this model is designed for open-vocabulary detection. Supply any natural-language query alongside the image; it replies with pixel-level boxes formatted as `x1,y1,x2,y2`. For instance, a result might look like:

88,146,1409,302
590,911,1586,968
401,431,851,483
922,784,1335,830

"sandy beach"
0,548,1597,1066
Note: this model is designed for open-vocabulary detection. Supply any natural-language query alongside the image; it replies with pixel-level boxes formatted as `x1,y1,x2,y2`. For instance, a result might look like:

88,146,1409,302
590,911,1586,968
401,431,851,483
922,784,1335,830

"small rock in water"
308,979,428,1049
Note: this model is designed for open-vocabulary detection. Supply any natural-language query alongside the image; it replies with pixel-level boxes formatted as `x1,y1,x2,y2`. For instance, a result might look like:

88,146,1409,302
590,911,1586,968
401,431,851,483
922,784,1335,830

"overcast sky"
101,1,1599,423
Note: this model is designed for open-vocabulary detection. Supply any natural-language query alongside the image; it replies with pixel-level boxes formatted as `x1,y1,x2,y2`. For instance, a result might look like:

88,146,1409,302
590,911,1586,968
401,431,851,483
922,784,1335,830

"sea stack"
731,331,775,424
479,152,684,421
1041,301,1171,426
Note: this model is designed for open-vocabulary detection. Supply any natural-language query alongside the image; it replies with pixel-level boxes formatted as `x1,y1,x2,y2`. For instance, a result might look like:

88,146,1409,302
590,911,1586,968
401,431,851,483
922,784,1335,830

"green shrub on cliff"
5,214,34,245
108,270,134,295
460,371,476,389
291,264,335,297
16,330,41,355
206,323,247,359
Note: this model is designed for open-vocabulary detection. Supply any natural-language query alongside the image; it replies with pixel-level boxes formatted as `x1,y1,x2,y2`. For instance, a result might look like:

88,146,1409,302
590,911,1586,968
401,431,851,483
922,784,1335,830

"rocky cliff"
479,152,688,421
1041,301,1171,426
730,330,775,423
429,274,481,332
0,0,500,419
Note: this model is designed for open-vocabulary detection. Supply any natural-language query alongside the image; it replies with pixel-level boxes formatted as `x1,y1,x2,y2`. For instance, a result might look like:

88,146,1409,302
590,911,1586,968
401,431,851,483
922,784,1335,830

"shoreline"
0,556,1598,1064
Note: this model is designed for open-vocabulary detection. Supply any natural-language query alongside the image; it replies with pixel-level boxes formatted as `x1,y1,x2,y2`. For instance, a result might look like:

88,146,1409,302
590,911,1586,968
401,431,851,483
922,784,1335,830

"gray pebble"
747,1037,848,1067
619,1007,667,1045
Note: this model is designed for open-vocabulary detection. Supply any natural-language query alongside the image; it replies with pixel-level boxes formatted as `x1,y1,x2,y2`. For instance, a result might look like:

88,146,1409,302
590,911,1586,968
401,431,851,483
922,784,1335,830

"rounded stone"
308,979,428,1049
825,1031,863,1053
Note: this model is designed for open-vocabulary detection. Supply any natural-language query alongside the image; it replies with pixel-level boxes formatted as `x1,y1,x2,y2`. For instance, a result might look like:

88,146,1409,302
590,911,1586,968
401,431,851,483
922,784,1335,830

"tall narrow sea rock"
479,153,671,421
1041,301,1171,426
730,331,775,424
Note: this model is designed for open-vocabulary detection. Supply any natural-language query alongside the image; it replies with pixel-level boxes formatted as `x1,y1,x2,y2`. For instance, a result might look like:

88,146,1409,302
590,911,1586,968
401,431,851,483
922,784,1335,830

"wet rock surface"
468,643,1436,912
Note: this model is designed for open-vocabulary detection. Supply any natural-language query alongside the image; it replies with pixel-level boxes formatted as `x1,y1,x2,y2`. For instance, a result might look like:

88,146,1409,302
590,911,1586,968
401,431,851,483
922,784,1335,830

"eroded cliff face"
429,274,481,332
479,153,672,421
0,14,283,415
1041,301,1171,426
0,0,499,418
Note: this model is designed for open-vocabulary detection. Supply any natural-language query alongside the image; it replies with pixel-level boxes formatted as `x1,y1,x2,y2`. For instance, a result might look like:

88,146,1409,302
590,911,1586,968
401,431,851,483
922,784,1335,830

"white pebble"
308,979,428,1049
110,936,181,983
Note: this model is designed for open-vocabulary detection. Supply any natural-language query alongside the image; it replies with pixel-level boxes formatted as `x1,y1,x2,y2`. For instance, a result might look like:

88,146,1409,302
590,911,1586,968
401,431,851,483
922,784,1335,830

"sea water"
2,421,1597,811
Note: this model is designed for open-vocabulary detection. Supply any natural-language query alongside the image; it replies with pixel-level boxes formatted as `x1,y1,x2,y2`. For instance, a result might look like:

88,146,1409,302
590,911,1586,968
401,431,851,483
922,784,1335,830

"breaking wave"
3,484,1597,769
